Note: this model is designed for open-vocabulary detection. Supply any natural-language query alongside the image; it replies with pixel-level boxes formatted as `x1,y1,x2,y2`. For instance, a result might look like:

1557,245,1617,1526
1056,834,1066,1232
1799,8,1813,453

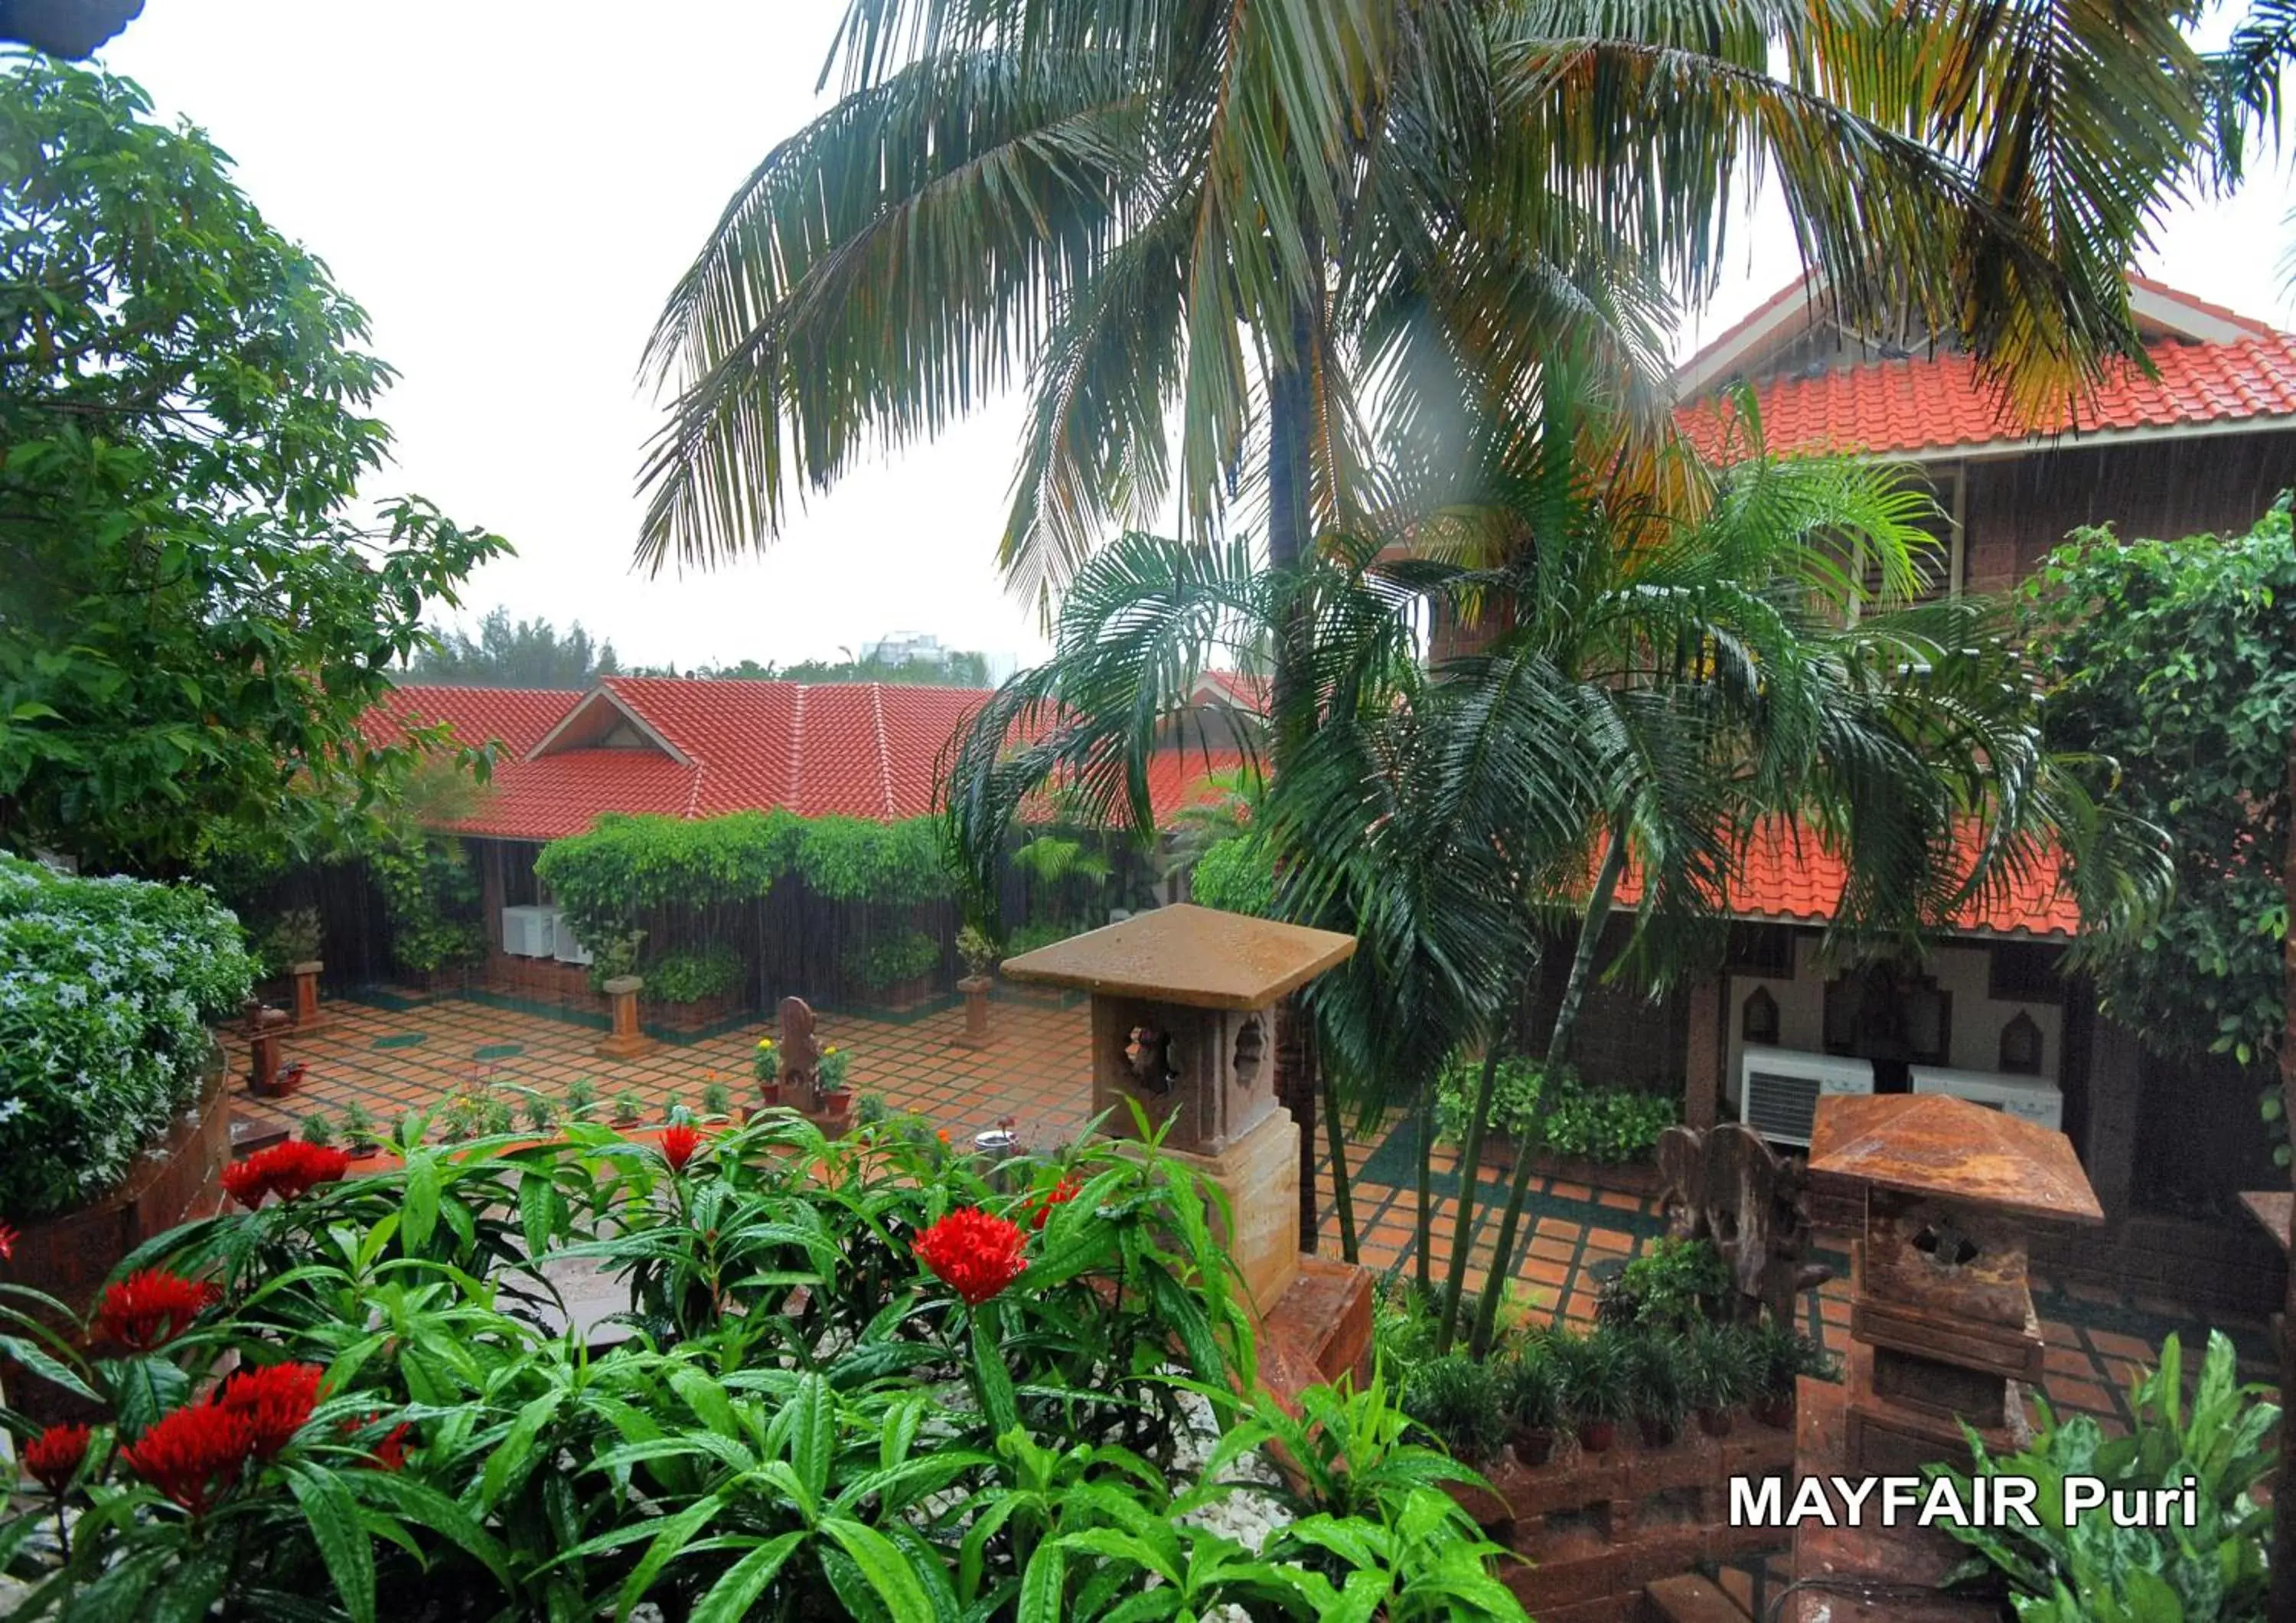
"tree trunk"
1437,1036,1512,1352
1415,1083,1436,1294
1322,1065,1359,1263
1267,304,1320,1252
2272,740,2296,1621
1471,822,1626,1357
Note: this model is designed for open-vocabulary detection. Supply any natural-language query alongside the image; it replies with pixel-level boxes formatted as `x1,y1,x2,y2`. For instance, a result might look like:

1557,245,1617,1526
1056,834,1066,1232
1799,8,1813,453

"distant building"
859,632,952,668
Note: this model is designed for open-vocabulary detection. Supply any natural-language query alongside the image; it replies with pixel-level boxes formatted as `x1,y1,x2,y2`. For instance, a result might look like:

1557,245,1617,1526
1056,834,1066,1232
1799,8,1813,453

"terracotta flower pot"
1754,1393,1795,1429
346,1140,383,1163
1509,1426,1556,1468
1698,1406,1735,1438
757,1081,781,1107
252,1062,307,1100
1576,1419,1616,1454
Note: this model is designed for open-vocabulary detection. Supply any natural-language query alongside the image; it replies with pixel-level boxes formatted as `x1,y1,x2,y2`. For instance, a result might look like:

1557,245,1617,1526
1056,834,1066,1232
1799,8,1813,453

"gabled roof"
1611,821,2082,940
1675,272,2296,462
367,679,1242,841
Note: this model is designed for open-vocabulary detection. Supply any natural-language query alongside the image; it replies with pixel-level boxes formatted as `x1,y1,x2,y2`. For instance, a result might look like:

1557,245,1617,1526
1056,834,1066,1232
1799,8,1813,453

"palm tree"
640,0,2216,1240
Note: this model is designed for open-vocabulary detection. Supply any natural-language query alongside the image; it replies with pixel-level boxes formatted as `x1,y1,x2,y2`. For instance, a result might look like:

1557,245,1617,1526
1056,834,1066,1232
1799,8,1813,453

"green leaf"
971,1300,1019,1437
288,1465,377,1623
0,1334,96,1403
820,1517,938,1623
690,1532,807,1623
402,1154,440,1255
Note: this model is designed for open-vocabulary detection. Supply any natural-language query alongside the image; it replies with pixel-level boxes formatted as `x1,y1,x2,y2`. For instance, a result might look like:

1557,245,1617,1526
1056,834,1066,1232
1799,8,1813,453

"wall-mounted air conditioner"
501,905,554,958
1740,1045,1876,1147
552,913,593,965
1910,1066,2063,1132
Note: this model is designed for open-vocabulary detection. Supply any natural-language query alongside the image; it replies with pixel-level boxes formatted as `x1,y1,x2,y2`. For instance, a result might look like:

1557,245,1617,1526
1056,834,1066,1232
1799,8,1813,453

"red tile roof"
1612,822,2082,939
367,680,1240,841
1676,279,2296,461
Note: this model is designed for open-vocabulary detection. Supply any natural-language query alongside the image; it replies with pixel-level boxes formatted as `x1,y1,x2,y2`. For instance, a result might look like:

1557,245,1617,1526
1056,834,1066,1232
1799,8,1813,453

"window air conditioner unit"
1909,1066,2063,1132
552,914,594,966
501,905,553,958
1740,1045,1876,1148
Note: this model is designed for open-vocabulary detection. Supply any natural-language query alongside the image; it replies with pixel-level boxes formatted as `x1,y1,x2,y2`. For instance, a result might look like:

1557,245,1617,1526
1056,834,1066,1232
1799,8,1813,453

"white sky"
98,2,2296,676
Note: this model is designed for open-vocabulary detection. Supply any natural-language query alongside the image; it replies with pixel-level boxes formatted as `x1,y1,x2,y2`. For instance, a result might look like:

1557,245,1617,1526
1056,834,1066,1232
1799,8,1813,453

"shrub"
0,1122,1527,1619
1750,1321,1837,1400
641,943,743,1004
536,810,804,946
369,835,485,973
1552,1328,1632,1425
1605,1237,1731,1332
298,1112,334,1148
0,856,256,1219
1681,1321,1756,1414
1007,919,1079,957
1433,1053,1675,1165
1401,1354,1507,1465
840,928,941,992
1495,1342,1564,1432
1189,832,1275,916
794,815,953,905
1619,1327,1688,1439
1936,1332,2272,1620
956,923,1000,977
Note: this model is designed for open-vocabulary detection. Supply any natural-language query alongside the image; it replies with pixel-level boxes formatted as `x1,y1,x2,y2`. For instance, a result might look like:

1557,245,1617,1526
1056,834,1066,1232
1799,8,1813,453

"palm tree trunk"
2272,740,2296,1621
1322,1065,1359,1263
1267,304,1319,1252
1469,822,1627,1357
1435,1037,1511,1352
1415,1082,1436,1294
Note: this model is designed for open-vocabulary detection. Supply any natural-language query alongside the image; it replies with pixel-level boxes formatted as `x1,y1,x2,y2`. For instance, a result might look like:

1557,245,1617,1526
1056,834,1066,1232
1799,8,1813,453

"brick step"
1642,1574,1751,1623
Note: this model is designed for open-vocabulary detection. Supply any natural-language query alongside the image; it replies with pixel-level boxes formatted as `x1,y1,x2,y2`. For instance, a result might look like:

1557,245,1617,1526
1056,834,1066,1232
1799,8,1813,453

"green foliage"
1433,1054,1677,1166
0,61,507,874
559,1079,595,1124
367,835,484,975
841,929,941,993
298,1112,334,1148
642,943,743,1005
662,650,993,686
1551,1329,1632,1425
1606,1238,1732,1333
1749,1323,1838,1400
817,1046,853,1092
338,1102,378,1148
796,816,954,905
0,854,256,1218
2021,499,2296,1069
0,1126,1536,1619
1189,832,1276,917
1400,1354,1507,1465
536,812,802,947
1681,1322,1757,1413
700,1080,733,1118
1494,1342,1564,1432
1006,919,1080,957
259,908,325,974
520,1091,556,1133
1619,1328,1689,1436
1936,1332,2274,1621
956,923,1000,977
585,929,645,987
409,605,618,689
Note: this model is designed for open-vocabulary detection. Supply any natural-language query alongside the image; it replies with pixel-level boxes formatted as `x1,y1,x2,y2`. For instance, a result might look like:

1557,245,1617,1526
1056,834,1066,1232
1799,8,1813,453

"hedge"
841,929,942,992
533,811,951,949
0,855,256,1219
1189,833,1275,917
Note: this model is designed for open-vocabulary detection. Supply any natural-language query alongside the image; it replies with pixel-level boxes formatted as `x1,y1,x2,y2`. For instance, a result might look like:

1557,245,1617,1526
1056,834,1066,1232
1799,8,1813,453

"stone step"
1642,1574,1752,1623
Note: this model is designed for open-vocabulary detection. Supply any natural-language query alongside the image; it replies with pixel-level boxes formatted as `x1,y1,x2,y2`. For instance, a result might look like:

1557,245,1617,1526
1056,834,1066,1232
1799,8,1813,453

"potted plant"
562,1077,597,1123
339,1101,383,1161
1495,1341,1564,1467
522,1090,557,1134
253,1058,308,1100
1623,1327,1688,1448
702,1079,733,1120
753,1037,782,1106
817,1044,853,1112
1683,1322,1754,1438
298,1111,334,1148
956,924,998,1047
1555,1329,1629,1455
1401,1354,1508,1523
1750,1322,1834,1429
475,1096,515,1138
611,1092,645,1129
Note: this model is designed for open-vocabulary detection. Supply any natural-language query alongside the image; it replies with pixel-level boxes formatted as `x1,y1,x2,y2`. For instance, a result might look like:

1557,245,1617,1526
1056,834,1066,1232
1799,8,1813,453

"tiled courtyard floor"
233,983,2273,1432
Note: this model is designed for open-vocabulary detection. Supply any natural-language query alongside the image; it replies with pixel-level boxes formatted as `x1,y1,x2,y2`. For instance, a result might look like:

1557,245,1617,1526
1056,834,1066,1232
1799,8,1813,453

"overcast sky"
98,2,2296,676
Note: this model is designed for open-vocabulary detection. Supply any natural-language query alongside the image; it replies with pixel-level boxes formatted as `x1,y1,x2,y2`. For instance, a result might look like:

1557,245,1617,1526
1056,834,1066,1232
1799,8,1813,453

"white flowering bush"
0,855,256,1219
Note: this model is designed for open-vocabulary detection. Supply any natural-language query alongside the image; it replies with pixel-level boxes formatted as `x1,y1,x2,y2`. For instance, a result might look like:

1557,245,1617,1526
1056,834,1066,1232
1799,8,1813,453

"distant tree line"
410,608,620,690
627,651,993,687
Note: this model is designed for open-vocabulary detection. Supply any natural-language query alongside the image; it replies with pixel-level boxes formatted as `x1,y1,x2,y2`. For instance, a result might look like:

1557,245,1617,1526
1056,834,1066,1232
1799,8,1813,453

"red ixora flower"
370,1420,413,1471
1029,1174,1084,1233
119,1403,252,1516
217,1360,325,1460
227,1141,351,1207
0,1220,17,1262
914,1207,1029,1307
659,1122,703,1172
23,1423,90,1497
95,1269,220,1351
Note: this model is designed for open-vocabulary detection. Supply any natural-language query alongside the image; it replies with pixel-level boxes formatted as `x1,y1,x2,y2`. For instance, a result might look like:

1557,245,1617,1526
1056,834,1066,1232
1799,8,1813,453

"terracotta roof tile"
1678,331,2296,461
367,680,1237,841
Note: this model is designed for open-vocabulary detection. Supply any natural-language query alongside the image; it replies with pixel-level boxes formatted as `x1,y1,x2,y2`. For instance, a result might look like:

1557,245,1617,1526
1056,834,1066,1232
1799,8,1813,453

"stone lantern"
1807,1092,2104,1478
1000,903,1355,1316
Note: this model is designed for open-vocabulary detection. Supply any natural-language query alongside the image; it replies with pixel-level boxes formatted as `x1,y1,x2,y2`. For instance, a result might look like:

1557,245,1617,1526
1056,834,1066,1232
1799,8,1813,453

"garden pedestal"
595,975,657,1060
955,974,994,1049
245,1005,291,1093
289,959,327,1033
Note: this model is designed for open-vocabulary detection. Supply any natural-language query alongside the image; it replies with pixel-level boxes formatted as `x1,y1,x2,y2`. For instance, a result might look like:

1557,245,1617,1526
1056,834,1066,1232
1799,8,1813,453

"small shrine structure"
1002,903,1378,1407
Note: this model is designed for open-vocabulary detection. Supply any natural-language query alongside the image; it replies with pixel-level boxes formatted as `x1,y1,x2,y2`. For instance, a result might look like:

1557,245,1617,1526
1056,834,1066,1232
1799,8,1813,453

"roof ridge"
870,682,895,820
789,684,807,812
682,760,706,821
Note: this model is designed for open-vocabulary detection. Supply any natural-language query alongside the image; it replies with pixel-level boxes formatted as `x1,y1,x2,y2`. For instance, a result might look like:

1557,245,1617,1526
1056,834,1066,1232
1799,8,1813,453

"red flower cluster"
95,1269,220,1351
1028,1174,1083,1233
119,1403,253,1516
118,1360,325,1514
338,1412,413,1471
0,1220,17,1262
223,1140,352,1208
217,1361,325,1460
22,1423,89,1497
659,1122,703,1172
915,1207,1029,1306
